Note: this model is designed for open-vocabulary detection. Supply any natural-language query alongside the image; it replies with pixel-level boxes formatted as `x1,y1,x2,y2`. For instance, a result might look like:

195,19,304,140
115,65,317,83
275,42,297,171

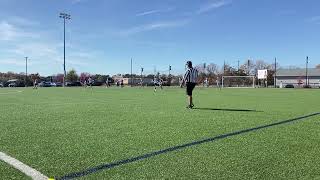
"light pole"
25,57,28,87
141,67,143,78
237,60,240,73
141,67,144,87
223,60,226,75
131,58,133,87
169,65,171,86
274,57,277,88
59,13,71,87
247,59,250,75
306,56,309,86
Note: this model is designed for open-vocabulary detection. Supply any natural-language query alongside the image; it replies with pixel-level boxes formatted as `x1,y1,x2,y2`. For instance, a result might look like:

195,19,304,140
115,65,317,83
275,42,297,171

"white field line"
0,152,48,180
0,90,23,95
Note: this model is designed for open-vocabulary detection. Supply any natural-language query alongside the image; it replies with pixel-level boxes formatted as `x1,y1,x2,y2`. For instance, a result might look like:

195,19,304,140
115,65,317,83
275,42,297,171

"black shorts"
186,82,196,96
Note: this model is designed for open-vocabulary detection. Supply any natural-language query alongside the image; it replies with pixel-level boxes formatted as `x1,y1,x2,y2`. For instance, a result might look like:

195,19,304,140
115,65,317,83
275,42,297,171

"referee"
181,61,198,109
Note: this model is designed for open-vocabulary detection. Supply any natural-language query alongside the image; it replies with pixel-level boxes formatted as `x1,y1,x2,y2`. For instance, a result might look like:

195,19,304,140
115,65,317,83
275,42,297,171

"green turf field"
0,87,320,179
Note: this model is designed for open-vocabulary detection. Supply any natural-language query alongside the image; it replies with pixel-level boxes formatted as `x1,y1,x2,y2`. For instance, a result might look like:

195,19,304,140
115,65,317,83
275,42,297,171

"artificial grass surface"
0,160,30,180
0,87,319,179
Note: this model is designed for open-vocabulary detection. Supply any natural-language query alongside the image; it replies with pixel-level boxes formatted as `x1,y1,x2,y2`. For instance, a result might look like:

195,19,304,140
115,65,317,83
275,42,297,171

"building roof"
7,79,18,82
277,68,320,77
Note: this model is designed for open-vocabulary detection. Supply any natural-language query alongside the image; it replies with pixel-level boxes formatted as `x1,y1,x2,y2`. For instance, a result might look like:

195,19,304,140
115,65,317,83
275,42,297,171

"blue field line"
56,112,320,180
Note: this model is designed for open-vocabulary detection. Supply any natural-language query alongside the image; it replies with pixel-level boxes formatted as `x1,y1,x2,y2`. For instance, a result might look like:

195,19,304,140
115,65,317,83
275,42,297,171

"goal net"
222,76,255,88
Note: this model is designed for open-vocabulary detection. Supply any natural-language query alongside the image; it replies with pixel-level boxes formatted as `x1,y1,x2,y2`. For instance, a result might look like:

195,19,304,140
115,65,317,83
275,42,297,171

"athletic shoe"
186,105,193,109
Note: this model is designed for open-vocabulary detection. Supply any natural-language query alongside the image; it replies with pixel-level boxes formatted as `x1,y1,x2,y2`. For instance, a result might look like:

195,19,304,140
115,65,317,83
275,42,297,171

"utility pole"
274,57,277,88
59,13,71,87
141,67,143,87
169,65,171,86
237,60,240,74
223,60,226,76
131,58,133,87
247,59,250,75
306,56,309,86
25,57,28,87
141,67,143,78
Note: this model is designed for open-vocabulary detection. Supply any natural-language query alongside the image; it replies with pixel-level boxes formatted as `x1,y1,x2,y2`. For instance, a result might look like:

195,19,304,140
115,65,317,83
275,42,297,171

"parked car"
66,81,82,87
50,82,57,87
8,83,16,87
285,84,294,88
55,82,63,87
92,81,103,86
6,79,24,87
0,83,3,88
38,81,52,87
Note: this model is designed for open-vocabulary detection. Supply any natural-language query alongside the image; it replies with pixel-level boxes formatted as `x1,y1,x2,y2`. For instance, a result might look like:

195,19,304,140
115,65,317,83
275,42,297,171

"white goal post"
222,76,255,88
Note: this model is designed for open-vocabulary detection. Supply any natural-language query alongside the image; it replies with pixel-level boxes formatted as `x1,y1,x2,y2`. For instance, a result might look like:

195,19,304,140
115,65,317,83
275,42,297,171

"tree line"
1,61,319,87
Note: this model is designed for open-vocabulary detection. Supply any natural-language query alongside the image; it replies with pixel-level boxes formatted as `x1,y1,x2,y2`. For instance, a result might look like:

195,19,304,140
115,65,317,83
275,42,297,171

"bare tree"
206,63,219,75
254,60,270,74
240,59,255,75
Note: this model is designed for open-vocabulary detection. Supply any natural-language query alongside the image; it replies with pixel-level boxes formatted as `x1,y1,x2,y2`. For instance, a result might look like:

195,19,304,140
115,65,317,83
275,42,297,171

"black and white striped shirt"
183,68,198,83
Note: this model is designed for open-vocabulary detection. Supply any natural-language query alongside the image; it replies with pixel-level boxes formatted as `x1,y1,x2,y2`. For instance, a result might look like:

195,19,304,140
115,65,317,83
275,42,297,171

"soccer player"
216,78,221,90
159,78,163,90
83,79,87,88
88,77,93,89
204,78,209,87
181,61,198,109
179,77,183,88
120,79,124,88
33,79,38,89
153,77,158,92
105,79,110,88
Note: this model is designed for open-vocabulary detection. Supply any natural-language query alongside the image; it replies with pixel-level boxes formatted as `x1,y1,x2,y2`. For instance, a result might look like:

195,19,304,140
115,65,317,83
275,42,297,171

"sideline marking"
0,152,48,180
57,112,320,180
0,90,23,95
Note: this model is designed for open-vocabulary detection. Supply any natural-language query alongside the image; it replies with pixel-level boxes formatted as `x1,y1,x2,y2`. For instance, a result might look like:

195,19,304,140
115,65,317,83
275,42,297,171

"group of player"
115,80,124,88
30,60,200,109
202,78,221,89
82,77,116,88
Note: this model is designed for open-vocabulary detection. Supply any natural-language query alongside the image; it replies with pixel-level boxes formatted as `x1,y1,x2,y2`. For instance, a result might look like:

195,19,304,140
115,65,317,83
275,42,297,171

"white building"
276,68,320,88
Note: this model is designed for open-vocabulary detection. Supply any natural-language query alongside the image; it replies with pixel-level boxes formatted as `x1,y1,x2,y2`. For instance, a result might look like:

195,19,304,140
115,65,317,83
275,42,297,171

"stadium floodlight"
141,67,144,78
25,57,28,87
59,13,71,87
274,57,277,88
222,76,255,88
306,56,309,86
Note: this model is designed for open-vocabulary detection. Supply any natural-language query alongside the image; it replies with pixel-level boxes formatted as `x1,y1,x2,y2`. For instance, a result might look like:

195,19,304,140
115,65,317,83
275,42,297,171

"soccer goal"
222,76,255,88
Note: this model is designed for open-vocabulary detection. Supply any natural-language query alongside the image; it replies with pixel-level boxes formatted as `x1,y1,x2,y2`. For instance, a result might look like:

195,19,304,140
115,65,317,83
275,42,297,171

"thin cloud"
0,21,17,41
0,21,39,41
136,8,174,17
12,42,92,67
71,0,86,4
307,16,320,24
0,59,26,66
276,10,296,16
10,16,39,26
0,16,95,75
197,0,231,14
119,19,189,36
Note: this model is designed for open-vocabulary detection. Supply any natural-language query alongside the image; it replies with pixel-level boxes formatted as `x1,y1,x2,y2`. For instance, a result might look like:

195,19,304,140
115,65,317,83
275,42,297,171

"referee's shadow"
193,107,262,112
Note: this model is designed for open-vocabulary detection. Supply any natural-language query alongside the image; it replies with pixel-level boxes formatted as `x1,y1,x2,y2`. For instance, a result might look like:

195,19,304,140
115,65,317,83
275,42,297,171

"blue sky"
0,0,319,76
